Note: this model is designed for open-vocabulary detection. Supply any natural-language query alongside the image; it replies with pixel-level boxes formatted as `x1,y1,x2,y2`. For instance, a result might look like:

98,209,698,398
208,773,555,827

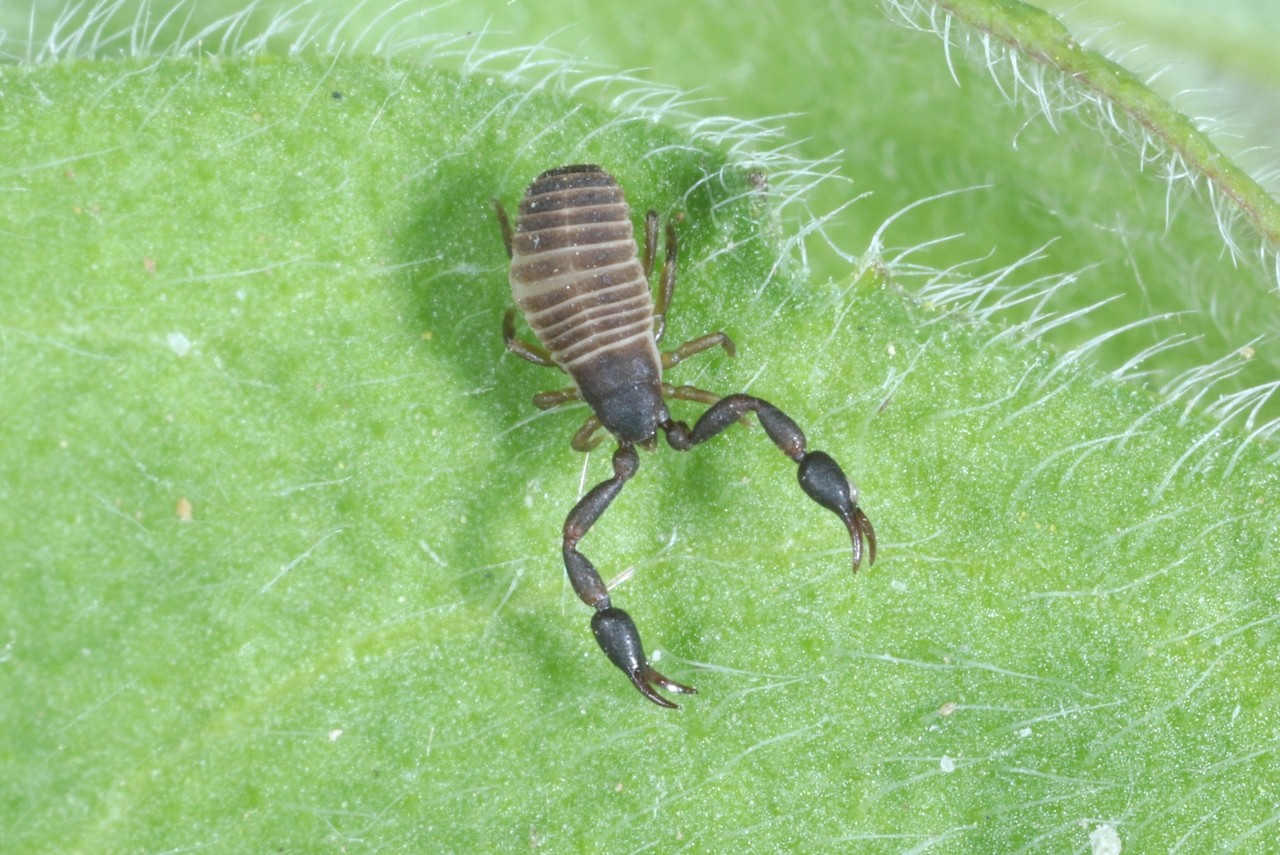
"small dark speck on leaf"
331,91,343,100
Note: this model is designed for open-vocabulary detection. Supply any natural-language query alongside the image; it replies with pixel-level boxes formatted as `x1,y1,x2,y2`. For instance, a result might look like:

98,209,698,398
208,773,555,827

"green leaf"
4,3,1280,853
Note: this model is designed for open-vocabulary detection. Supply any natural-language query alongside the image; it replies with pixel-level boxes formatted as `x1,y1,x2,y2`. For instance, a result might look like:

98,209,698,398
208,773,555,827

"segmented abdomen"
508,165,660,380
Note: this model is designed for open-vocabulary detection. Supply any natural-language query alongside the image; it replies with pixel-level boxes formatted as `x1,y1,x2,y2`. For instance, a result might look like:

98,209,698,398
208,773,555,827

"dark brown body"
507,165,666,443
494,165,876,709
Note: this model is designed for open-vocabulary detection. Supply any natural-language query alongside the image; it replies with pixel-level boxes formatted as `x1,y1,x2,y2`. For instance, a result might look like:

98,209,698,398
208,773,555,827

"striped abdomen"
509,165,665,442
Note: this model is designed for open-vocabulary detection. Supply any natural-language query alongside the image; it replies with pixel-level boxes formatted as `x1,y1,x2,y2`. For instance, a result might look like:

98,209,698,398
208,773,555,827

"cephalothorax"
495,164,875,708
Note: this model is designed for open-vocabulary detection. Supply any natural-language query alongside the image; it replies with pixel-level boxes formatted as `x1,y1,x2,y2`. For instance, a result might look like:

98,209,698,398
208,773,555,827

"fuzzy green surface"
3,54,1280,852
